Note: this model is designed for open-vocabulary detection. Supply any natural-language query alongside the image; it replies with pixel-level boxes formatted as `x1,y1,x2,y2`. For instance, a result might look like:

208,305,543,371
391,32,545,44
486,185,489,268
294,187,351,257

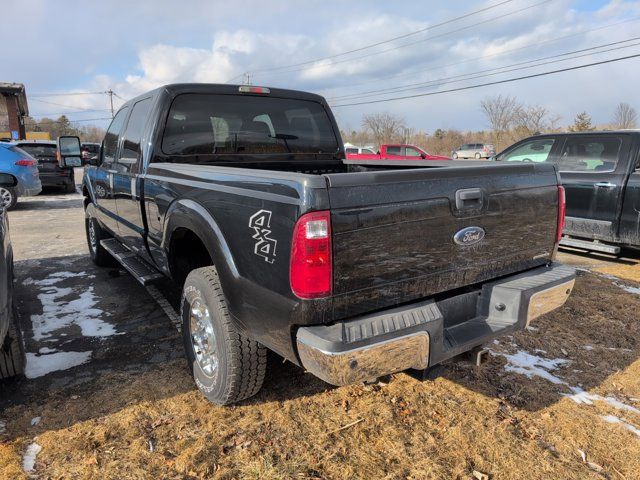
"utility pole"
242,72,252,86
107,89,114,118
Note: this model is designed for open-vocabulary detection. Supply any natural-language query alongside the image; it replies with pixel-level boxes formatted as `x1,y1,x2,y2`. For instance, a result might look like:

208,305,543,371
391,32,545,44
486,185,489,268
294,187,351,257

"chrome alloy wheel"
189,297,218,377
0,188,12,208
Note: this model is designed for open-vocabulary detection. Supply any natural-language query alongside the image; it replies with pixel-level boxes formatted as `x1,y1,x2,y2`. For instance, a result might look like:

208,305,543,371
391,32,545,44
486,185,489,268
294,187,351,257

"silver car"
452,143,495,159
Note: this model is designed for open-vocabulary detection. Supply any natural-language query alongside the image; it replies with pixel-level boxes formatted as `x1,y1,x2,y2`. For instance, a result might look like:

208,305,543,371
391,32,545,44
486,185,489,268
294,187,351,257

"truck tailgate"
325,163,560,319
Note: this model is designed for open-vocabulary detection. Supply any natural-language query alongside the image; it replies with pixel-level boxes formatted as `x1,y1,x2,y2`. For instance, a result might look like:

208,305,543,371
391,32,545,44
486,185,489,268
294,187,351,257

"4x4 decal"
249,210,277,264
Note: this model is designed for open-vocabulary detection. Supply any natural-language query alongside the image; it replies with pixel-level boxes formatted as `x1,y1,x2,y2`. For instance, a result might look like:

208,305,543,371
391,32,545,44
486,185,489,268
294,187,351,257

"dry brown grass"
1,271,639,479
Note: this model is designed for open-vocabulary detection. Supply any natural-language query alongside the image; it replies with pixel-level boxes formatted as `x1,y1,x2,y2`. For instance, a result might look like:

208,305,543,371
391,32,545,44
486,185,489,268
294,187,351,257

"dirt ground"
0,177,639,479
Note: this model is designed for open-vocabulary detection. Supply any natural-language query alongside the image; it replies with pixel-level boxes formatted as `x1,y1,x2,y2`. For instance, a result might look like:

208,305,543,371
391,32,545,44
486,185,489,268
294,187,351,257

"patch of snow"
30,417,41,426
25,351,92,379
567,387,640,414
29,271,120,341
499,350,570,385
0,421,5,434
38,347,56,354
22,442,42,472
525,326,539,332
583,345,594,351
602,415,640,438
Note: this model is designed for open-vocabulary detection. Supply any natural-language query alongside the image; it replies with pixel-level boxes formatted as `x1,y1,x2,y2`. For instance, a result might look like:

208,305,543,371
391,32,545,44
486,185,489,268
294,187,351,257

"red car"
346,144,450,161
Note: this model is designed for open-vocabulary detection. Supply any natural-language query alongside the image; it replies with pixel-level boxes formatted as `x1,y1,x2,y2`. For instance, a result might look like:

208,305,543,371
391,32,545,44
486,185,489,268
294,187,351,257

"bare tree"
480,95,521,142
612,102,637,129
361,112,406,146
514,105,562,136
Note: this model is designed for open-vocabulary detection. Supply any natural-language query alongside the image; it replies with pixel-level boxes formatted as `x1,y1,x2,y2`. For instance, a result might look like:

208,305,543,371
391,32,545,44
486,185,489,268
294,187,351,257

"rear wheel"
0,187,17,210
475,152,481,159
452,153,458,159
85,213,116,267
181,266,267,405
0,311,25,379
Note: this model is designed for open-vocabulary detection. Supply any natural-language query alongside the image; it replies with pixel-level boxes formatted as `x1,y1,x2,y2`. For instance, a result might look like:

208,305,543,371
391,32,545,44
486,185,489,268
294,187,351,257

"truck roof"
122,83,328,109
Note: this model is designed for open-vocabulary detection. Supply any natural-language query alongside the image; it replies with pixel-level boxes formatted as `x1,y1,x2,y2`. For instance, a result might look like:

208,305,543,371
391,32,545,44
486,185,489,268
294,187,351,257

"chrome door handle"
594,182,616,188
107,169,117,174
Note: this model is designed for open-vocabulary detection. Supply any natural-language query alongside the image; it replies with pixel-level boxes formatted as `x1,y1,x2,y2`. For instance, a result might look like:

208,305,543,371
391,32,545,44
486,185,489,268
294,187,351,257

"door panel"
559,135,631,241
91,107,129,234
113,97,153,258
618,169,640,246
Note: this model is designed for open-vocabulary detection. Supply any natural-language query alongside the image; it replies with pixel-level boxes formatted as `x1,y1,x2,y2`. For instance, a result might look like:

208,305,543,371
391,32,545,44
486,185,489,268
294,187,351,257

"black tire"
0,310,25,379
85,213,117,267
65,181,76,194
474,152,481,159
452,153,458,159
181,266,267,405
0,187,17,211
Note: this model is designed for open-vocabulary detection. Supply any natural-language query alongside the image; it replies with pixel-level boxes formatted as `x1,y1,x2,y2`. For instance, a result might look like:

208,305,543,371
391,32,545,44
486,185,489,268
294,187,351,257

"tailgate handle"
455,188,483,210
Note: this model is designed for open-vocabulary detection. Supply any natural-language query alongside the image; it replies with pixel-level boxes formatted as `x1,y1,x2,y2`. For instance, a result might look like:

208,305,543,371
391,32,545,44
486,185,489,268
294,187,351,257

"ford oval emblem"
454,226,485,246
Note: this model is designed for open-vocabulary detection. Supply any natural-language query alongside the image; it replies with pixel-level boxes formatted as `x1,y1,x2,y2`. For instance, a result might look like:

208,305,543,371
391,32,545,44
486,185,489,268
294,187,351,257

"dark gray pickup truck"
495,131,640,254
68,84,575,405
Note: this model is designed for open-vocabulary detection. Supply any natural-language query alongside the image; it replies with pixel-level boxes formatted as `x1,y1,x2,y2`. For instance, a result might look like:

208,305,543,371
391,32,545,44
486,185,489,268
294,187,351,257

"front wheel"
181,266,267,405
475,152,481,159
0,187,17,210
452,153,458,159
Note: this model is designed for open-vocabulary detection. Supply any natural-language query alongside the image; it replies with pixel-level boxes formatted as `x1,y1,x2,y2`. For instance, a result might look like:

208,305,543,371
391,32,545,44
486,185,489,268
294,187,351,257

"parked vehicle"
0,142,42,210
81,142,101,165
71,83,574,406
0,173,25,379
346,144,451,160
344,144,377,155
452,143,495,159
495,131,640,254
12,140,75,193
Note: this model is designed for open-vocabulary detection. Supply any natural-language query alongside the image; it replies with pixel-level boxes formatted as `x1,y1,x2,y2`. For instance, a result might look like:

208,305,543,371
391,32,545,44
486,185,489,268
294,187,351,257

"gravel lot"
0,173,639,479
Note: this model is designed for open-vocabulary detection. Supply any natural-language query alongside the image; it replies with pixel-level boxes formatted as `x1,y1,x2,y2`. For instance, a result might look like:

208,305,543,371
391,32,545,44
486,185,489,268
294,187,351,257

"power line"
321,15,640,94
250,0,517,74
329,36,640,102
30,97,105,112
331,53,640,107
29,91,107,97
256,0,553,79
30,109,112,117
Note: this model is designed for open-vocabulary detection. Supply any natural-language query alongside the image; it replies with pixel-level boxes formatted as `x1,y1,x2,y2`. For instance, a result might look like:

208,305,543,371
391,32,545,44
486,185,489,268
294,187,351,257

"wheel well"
169,228,214,287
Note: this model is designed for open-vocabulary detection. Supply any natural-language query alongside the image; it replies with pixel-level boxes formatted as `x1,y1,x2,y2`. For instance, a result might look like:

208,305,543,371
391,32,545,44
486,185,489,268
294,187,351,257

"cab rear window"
161,94,339,156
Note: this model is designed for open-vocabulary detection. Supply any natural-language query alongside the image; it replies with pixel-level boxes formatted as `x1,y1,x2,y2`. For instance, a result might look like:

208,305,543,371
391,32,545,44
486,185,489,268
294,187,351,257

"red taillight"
15,159,36,167
556,185,566,243
290,210,332,299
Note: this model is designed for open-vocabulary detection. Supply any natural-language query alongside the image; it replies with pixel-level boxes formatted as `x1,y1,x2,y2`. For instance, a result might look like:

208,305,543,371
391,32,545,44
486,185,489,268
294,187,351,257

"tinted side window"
405,146,423,157
345,148,358,154
120,98,152,172
386,146,401,155
558,136,622,172
102,107,129,164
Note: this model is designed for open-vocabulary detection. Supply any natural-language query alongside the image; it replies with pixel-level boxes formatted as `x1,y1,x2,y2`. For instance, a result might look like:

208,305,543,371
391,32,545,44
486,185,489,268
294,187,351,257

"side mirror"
0,173,17,188
57,136,83,168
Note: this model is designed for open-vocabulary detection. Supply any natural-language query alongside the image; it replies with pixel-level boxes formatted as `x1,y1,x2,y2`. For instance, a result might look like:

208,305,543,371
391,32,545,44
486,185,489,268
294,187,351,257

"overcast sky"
3,0,639,133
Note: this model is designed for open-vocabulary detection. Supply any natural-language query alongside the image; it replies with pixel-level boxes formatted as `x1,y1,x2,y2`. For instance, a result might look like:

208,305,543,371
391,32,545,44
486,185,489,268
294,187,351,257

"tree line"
341,98,638,156
0,115,107,143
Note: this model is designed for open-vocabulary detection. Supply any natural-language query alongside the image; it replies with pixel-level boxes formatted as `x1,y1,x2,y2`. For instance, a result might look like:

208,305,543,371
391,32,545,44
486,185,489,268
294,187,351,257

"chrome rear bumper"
296,263,575,386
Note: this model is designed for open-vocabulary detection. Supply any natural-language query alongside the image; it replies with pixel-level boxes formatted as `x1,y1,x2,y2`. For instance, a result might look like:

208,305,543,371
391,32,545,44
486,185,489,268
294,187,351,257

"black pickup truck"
65,84,575,405
495,131,640,254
